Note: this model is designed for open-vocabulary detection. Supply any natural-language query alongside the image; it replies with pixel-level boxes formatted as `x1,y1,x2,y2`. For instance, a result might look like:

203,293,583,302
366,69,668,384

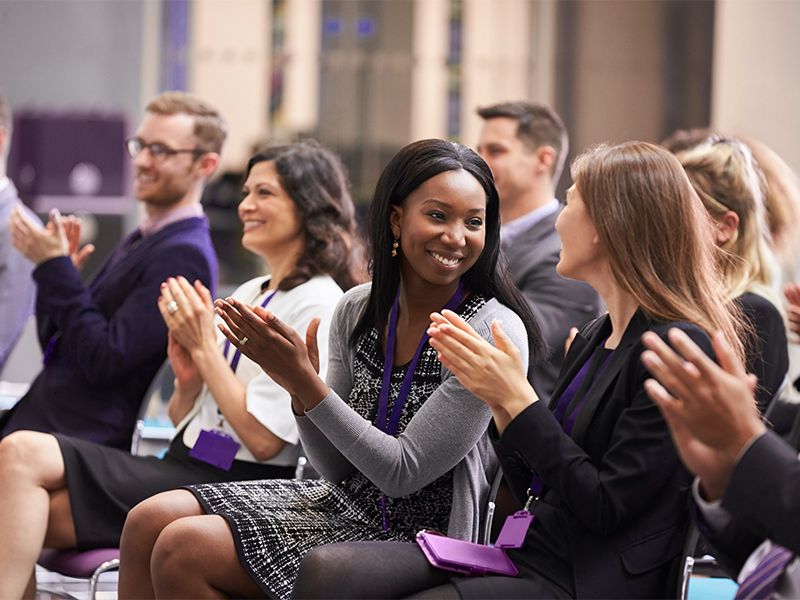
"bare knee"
150,517,211,594
121,490,202,556
0,431,63,486
151,519,191,577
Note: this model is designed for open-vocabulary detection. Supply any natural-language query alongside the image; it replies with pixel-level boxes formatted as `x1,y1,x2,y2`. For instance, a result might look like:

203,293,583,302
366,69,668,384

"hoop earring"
391,237,399,258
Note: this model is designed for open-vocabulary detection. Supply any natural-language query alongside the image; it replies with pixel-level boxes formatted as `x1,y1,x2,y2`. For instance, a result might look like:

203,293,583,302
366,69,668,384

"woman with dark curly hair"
0,139,365,599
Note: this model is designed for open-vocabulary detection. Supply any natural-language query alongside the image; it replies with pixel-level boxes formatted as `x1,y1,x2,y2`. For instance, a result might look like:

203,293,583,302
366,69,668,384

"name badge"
494,511,534,548
189,429,241,471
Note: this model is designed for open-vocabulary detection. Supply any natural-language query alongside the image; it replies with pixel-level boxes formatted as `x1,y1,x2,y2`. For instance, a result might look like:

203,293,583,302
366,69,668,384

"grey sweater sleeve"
302,296,529,497
295,285,366,481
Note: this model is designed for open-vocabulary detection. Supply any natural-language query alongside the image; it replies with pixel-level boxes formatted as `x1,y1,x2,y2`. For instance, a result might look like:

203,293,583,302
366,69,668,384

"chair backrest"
677,525,702,600
764,374,790,422
0,315,42,384
131,360,175,455
676,523,736,599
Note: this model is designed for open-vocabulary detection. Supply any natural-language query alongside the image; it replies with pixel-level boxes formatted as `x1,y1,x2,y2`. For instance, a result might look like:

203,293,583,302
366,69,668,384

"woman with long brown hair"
289,141,745,599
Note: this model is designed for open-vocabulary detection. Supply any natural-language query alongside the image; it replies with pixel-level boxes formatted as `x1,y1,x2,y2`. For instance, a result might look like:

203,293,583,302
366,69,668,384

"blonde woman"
676,136,789,412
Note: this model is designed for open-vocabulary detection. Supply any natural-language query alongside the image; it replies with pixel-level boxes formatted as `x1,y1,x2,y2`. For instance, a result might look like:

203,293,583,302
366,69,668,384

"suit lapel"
503,210,558,269
547,314,611,409
569,310,651,444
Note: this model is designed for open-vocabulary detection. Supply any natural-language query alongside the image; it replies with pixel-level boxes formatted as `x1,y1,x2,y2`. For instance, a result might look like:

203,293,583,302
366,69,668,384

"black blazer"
737,292,788,413
700,427,800,577
494,310,712,598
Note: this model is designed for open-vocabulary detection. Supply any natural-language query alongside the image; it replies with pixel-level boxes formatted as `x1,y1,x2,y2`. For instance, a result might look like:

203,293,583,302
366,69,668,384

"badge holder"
189,415,241,471
493,493,536,549
416,493,536,577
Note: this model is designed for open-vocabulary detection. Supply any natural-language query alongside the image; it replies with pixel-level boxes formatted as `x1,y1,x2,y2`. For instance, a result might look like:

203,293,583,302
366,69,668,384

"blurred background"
1,0,798,287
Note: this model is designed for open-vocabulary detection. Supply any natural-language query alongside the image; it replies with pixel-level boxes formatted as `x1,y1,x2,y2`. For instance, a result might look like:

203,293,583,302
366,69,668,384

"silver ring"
239,336,249,346
166,300,179,315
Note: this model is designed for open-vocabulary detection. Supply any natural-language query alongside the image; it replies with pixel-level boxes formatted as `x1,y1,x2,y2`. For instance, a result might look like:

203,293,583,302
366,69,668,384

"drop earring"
391,237,399,257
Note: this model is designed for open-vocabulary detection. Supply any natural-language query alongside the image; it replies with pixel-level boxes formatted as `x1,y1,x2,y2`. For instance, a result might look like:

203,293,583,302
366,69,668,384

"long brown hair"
571,141,745,363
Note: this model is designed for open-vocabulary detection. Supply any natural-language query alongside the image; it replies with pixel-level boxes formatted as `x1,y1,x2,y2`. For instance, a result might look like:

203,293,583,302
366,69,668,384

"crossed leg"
119,489,263,599
0,431,78,599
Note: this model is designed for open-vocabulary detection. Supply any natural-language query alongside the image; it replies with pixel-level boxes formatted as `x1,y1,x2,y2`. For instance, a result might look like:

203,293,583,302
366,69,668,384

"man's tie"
734,544,794,600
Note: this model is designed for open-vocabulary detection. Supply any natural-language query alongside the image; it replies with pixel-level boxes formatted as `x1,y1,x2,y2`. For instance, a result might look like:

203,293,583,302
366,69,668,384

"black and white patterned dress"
187,294,488,599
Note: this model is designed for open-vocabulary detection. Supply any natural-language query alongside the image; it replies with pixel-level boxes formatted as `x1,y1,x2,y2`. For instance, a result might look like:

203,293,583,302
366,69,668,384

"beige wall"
461,0,558,146
189,0,270,170
284,0,322,134
712,0,800,173
567,1,667,153
461,0,533,145
410,0,449,140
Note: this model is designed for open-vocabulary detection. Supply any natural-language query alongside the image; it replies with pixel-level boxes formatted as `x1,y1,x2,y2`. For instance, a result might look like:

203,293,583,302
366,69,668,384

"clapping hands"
427,309,536,432
214,297,328,406
11,207,95,269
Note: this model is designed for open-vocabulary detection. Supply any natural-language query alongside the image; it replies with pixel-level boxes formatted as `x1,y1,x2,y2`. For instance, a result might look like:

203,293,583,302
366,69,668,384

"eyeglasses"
125,137,207,161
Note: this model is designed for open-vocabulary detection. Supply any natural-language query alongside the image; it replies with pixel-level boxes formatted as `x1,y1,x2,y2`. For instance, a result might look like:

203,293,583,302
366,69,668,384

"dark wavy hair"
350,138,545,373
246,140,367,292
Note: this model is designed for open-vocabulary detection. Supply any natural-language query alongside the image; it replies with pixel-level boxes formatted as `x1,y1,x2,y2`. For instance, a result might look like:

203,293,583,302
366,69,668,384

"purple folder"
416,530,519,577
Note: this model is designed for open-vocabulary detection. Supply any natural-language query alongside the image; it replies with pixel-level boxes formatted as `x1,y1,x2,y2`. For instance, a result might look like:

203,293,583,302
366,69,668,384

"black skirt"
56,431,295,549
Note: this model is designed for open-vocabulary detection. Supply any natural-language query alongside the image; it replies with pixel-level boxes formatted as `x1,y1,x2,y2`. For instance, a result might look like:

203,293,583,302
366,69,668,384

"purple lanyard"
529,344,614,497
558,346,614,436
376,282,465,530
376,283,465,435
223,289,277,372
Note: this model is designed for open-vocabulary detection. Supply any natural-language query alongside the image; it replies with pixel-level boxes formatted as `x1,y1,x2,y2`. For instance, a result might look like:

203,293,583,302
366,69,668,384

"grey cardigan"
296,283,530,541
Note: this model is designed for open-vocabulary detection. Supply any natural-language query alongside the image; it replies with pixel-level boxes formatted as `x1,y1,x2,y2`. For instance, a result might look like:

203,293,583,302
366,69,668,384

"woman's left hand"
427,309,537,413
158,276,217,354
214,297,328,406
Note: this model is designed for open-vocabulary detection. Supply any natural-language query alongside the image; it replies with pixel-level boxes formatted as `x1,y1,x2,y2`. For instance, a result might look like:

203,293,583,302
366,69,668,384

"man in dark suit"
2,91,222,449
0,92,37,373
642,327,800,596
476,101,599,398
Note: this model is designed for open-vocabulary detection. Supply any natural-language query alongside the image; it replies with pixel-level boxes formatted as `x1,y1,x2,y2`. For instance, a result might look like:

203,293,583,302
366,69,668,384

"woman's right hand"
214,297,329,408
158,276,218,357
167,331,203,396
427,309,537,432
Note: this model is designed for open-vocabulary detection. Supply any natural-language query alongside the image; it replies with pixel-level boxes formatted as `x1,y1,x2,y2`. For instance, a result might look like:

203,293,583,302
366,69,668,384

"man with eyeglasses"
2,91,222,450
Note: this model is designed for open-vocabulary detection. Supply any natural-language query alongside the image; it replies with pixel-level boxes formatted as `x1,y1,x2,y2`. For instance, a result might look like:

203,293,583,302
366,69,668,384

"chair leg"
88,558,120,600
680,556,695,600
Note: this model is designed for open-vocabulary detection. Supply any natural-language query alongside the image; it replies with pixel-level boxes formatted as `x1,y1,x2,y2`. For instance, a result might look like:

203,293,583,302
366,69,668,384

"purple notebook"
416,531,519,577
